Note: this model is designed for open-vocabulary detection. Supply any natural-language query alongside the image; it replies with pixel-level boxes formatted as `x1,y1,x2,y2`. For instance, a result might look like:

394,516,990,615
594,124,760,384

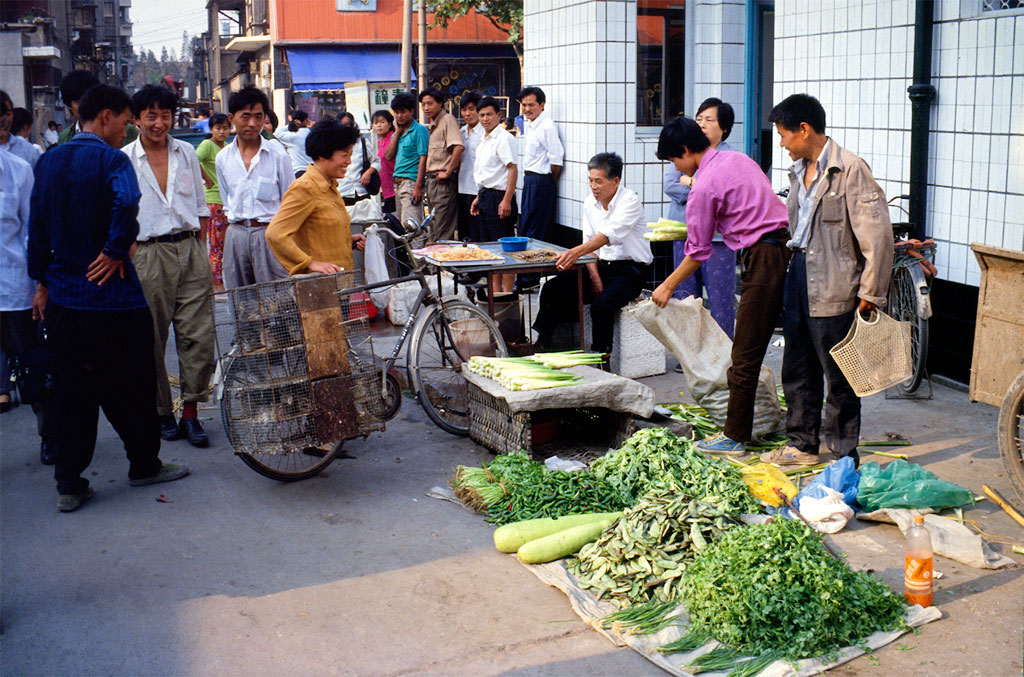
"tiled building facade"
523,0,1023,380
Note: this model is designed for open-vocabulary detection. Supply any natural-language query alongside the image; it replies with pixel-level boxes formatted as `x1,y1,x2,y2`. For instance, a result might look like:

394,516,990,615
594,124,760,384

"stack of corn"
644,218,688,241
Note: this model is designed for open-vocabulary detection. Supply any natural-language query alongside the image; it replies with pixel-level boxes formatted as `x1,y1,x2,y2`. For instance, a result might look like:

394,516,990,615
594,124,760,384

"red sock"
182,402,197,420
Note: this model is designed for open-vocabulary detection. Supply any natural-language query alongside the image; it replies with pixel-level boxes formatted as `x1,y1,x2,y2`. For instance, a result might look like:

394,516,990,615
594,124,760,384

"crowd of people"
1,69,892,512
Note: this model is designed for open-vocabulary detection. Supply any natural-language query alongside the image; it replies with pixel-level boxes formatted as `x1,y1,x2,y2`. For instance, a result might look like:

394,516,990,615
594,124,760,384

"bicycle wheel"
407,299,507,435
221,353,342,481
379,368,403,422
886,263,929,393
999,370,1024,505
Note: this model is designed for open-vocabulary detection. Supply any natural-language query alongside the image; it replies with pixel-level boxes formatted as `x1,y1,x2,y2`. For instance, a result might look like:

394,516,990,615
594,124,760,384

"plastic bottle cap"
914,515,924,524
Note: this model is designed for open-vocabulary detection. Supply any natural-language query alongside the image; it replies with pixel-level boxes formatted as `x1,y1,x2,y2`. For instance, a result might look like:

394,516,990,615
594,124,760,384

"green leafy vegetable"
681,519,908,661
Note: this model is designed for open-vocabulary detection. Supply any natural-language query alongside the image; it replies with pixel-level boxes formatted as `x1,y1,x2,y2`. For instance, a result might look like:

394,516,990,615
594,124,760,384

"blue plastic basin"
499,236,529,251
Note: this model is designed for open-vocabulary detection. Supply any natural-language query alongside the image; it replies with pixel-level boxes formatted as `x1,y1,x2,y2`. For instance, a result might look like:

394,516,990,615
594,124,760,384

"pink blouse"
377,131,396,200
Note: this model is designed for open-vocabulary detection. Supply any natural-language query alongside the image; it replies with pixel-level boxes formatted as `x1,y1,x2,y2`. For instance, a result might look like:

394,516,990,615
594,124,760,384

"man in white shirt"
216,87,295,289
532,152,652,354
457,92,484,241
0,148,55,464
517,86,565,290
274,109,313,178
123,86,215,447
0,90,39,169
470,96,519,293
43,121,60,148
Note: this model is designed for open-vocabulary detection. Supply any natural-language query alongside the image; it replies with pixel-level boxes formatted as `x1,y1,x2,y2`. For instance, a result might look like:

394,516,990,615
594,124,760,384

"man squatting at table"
531,152,652,356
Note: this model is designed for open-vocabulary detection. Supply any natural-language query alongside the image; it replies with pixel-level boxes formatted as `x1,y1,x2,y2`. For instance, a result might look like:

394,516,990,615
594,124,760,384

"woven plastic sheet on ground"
213,272,384,455
632,297,783,441
521,558,942,676
857,509,1016,569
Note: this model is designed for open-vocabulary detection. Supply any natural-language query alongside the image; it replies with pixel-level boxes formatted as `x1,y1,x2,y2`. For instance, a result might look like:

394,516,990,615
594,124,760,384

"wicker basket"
829,310,913,397
613,303,667,378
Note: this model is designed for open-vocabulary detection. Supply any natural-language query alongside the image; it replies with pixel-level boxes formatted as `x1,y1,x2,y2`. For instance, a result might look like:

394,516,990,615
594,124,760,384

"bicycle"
218,214,507,481
885,194,937,395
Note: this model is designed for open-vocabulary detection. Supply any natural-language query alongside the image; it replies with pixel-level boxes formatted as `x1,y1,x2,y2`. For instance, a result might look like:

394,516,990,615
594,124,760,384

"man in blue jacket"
28,84,189,513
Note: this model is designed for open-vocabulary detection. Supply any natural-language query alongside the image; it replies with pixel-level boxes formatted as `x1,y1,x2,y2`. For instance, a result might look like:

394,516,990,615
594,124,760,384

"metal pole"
418,0,427,123
401,0,413,90
908,0,936,240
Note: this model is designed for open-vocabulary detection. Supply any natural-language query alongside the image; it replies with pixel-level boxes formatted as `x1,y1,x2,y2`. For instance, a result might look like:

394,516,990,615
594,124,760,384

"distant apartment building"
201,0,519,121
1,0,133,134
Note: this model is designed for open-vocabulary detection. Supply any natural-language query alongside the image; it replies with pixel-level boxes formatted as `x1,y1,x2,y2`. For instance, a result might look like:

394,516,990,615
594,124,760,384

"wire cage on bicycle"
213,271,386,456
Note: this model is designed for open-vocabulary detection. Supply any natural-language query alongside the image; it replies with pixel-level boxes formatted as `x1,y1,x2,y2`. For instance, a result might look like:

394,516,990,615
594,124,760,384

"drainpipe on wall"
908,0,937,240
743,0,758,160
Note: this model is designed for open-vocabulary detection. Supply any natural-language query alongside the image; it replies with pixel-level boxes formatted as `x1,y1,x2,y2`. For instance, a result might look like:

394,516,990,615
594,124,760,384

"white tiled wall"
772,0,1024,286
524,0,748,230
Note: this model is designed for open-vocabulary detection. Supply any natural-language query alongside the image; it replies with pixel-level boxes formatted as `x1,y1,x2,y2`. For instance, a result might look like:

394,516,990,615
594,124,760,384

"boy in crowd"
56,71,138,147
0,90,39,168
274,109,313,178
420,89,464,242
457,92,484,241
384,93,429,235
215,86,294,289
29,85,189,512
470,97,519,293
123,85,215,447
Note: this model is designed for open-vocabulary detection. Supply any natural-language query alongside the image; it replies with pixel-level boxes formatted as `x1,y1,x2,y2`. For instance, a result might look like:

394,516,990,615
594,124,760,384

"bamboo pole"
981,484,1024,530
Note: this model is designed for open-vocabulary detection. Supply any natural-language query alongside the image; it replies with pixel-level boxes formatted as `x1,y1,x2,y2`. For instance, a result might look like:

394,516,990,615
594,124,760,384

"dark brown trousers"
724,236,792,442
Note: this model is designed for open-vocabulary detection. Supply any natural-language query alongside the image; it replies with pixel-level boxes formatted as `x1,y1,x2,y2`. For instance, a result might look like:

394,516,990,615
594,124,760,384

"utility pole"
400,0,412,91
417,0,427,123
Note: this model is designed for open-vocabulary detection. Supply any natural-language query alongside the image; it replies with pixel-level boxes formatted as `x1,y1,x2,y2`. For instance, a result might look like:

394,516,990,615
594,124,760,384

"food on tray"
431,247,504,262
506,248,560,262
412,244,454,256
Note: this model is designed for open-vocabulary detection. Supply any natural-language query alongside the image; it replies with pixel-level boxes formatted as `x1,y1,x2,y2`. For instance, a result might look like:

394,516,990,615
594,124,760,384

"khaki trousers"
425,175,459,242
134,234,216,416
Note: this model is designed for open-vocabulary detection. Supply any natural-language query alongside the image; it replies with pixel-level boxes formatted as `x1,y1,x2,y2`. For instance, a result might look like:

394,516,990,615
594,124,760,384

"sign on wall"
344,81,372,130
337,0,376,10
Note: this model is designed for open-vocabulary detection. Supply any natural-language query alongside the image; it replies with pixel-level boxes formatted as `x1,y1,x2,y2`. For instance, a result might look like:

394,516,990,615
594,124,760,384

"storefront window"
637,1,686,127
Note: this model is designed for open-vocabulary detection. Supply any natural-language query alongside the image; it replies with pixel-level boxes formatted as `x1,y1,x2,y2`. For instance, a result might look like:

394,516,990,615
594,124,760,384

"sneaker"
58,487,94,513
759,446,820,467
128,463,190,487
695,432,746,456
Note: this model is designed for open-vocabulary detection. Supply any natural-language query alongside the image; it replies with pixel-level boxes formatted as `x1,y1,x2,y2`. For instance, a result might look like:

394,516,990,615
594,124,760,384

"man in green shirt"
57,71,138,148
384,92,429,234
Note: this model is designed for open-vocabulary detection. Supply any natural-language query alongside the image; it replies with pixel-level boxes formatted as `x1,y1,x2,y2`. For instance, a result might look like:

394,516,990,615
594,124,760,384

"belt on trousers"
343,193,371,206
524,171,553,177
394,176,414,185
756,228,791,248
144,230,197,244
231,218,269,227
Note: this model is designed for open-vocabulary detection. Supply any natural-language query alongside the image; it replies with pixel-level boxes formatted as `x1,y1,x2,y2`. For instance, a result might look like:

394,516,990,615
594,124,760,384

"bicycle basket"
829,310,913,397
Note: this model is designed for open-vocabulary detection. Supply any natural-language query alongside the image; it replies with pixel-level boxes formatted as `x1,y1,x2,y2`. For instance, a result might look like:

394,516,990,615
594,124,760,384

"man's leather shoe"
160,414,183,441
179,417,209,448
40,440,56,465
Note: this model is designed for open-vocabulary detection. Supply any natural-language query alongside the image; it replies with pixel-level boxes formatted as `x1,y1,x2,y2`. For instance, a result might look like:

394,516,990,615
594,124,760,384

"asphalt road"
1,329,1022,675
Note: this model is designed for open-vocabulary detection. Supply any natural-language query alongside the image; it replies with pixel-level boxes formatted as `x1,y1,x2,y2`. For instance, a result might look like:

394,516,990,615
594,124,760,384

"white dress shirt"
1,134,40,169
521,110,564,175
336,133,382,199
122,136,206,240
274,125,312,174
458,123,485,195
215,136,295,223
43,128,60,147
473,125,516,191
583,185,653,264
0,150,36,311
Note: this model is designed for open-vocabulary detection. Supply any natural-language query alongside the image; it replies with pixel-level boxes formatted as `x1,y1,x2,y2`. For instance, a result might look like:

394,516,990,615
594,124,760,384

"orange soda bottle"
904,514,933,607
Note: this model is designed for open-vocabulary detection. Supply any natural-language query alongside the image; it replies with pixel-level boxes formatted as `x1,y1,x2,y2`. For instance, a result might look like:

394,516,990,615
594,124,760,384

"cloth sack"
633,297,783,441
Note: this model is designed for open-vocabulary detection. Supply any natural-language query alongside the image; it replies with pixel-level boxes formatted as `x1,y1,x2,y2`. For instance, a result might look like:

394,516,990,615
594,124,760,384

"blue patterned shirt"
28,132,148,311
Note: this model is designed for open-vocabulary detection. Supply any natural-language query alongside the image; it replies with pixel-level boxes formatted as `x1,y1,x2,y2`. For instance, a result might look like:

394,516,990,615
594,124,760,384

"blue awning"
286,46,416,91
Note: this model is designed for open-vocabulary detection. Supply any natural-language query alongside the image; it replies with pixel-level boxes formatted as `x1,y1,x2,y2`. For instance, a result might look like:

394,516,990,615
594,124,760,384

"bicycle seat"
892,222,915,239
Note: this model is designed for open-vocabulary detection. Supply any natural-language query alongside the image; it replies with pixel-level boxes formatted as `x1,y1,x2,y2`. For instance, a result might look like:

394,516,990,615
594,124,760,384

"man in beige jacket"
762,94,893,468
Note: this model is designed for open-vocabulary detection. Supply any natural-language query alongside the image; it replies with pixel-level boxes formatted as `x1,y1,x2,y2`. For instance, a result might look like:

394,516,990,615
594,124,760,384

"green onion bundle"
529,350,605,369
467,356,581,391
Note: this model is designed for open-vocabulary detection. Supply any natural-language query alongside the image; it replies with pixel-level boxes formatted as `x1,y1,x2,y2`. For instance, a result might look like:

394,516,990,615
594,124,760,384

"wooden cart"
969,243,1024,501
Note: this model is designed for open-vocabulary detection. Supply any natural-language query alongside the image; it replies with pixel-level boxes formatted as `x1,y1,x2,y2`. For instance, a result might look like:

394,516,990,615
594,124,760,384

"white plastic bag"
545,456,587,472
633,297,783,441
797,486,855,534
362,227,391,310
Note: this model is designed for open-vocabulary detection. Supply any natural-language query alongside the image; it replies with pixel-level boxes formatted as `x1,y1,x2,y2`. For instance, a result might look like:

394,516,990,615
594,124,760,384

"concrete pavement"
1,329,1022,675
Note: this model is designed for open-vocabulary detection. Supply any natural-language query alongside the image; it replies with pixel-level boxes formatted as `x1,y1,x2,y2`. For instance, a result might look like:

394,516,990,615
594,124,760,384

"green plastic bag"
857,460,975,512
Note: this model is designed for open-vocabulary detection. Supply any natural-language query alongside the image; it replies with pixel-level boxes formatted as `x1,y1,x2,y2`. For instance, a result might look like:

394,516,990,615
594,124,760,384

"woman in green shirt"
195,113,231,291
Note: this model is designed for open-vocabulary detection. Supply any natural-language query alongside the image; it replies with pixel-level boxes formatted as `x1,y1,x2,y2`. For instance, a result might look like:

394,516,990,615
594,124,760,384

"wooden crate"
969,243,1024,406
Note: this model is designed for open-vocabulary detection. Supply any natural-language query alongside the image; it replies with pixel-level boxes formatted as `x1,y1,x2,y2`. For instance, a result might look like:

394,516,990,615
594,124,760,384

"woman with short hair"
265,120,366,275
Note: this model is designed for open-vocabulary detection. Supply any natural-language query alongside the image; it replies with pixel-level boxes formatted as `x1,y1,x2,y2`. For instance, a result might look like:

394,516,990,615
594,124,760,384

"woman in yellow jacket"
266,119,365,275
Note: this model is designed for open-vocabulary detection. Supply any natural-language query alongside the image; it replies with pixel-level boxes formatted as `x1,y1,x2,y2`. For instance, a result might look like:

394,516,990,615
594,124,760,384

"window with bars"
982,0,1024,11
